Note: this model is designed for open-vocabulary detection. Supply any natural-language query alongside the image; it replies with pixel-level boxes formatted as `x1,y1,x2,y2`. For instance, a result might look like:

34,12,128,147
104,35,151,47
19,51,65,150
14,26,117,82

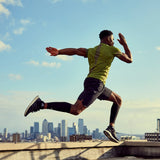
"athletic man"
24,30,132,143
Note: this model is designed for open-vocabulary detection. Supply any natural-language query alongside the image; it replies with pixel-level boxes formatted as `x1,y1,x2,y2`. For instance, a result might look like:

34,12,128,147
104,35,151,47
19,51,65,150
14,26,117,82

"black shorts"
78,77,112,107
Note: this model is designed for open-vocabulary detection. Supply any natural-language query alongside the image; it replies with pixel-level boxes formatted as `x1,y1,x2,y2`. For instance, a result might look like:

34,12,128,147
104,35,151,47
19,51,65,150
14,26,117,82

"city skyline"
0,0,160,135
0,118,107,142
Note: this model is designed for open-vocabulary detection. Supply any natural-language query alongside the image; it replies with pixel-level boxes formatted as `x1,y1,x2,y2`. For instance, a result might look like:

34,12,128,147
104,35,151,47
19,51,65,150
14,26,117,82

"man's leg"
107,92,122,127
24,96,86,117
24,78,103,117
45,99,86,115
98,89,122,143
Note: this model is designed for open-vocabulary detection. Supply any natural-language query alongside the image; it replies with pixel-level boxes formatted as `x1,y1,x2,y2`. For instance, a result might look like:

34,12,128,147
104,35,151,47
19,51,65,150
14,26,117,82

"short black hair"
99,30,113,40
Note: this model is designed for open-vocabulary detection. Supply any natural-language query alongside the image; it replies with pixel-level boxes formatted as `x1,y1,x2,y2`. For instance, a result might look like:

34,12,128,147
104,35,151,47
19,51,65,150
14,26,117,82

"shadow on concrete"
0,143,41,160
63,141,104,160
1,141,160,159
0,141,118,160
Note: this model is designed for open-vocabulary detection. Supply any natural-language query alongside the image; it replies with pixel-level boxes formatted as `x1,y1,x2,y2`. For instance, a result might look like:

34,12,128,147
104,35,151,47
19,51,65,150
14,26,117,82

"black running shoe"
103,126,119,143
24,96,43,117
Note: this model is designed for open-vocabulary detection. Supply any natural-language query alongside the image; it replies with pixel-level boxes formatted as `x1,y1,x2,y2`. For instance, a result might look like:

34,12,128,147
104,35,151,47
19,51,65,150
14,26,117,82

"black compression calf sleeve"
46,102,71,113
110,103,120,124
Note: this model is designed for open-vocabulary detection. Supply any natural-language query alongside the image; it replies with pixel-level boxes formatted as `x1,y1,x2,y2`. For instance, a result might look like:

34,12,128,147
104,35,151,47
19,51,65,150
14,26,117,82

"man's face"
107,35,114,46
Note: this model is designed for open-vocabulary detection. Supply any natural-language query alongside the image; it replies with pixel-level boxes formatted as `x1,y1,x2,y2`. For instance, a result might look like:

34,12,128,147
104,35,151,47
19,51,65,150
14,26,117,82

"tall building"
157,119,160,132
83,125,88,135
73,122,78,135
78,118,84,135
48,122,54,138
30,126,34,139
61,120,67,137
25,130,28,139
3,128,7,139
42,119,48,136
34,122,39,133
57,123,61,138
48,122,54,133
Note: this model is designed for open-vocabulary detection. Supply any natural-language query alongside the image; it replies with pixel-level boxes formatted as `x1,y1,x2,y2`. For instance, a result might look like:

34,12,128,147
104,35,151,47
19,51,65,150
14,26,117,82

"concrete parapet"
0,141,160,159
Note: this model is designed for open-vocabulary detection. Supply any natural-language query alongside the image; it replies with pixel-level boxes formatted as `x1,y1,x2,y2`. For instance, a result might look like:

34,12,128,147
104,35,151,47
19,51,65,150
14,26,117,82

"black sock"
46,102,71,113
110,103,120,124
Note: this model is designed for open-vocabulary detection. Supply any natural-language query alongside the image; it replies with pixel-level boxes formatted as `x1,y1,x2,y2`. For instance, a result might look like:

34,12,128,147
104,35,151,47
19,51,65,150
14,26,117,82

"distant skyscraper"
42,119,48,136
57,123,61,138
30,126,34,139
25,130,28,139
34,122,39,134
30,126,34,134
78,118,84,134
83,125,88,135
73,122,78,134
157,119,160,132
3,128,7,139
61,120,67,137
48,122,54,137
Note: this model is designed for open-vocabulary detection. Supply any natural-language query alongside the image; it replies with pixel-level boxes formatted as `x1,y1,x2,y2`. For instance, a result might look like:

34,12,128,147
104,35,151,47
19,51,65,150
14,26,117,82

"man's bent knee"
108,92,122,106
70,100,86,115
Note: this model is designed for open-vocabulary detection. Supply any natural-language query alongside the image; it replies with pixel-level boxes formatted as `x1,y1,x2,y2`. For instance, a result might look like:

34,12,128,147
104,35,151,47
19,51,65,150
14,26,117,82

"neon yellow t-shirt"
87,43,122,84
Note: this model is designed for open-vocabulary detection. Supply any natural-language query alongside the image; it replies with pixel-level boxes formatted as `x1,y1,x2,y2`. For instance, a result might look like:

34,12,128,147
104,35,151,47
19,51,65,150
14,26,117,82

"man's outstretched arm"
46,47,87,57
117,33,133,63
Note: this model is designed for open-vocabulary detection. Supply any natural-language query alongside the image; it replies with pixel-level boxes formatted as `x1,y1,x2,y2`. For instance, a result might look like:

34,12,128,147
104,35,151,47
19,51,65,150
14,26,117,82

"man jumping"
24,30,132,143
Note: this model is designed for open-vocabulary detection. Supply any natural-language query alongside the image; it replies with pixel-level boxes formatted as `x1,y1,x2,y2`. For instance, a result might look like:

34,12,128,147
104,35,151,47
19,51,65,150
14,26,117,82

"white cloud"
0,0,23,17
42,61,61,68
50,0,95,3
50,0,61,3
27,60,61,68
0,40,11,52
0,3,10,16
27,60,39,66
156,46,160,51
8,73,22,80
0,0,23,7
56,55,73,61
13,27,25,35
20,19,31,25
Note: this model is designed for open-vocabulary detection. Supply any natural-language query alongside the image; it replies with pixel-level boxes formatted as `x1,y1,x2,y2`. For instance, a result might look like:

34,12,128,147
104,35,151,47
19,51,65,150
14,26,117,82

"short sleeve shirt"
87,43,122,84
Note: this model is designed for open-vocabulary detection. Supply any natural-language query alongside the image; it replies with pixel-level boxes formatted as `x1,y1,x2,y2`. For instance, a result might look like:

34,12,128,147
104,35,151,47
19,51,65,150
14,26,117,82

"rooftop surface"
0,140,160,160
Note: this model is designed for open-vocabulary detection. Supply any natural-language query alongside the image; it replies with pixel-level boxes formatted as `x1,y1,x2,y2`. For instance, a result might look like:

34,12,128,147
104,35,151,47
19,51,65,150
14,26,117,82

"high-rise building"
157,119,160,132
61,120,67,137
25,130,28,139
3,128,7,139
57,123,61,138
78,119,84,135
73,122,78,135
48,122,54,133
30,126,34,134
42,119,48,136
30,126,34,139
48,122,54,138
34,122,39,133
83,125,88,135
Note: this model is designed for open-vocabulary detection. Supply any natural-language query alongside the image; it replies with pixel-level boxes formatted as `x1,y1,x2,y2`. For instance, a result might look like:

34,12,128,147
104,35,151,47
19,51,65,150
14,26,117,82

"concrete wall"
0,141,160,160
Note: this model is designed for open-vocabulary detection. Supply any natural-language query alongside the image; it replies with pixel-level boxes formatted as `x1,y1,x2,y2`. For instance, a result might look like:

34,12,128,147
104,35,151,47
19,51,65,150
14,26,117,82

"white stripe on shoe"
103,130,119,143
24,96,39,117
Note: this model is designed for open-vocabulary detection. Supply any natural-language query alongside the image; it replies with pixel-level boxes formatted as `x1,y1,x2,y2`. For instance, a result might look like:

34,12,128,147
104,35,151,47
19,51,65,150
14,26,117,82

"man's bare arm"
117,33,133,63
46,47,87,57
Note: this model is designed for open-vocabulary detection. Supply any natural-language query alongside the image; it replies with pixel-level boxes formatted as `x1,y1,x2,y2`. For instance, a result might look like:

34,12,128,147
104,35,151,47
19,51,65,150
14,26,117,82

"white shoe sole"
24,96,39,117
103,130,119,143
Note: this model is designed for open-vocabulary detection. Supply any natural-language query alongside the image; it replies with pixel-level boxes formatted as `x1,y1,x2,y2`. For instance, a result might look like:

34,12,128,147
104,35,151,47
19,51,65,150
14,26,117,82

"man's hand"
46,47,59,56
117,33,127,46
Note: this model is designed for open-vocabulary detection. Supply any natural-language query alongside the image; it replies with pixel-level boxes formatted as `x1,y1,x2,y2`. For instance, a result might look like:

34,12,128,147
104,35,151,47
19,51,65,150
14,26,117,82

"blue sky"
0,0,160,135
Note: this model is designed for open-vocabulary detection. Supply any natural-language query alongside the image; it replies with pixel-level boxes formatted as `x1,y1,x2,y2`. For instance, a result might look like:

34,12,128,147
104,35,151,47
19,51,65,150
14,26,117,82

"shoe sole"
103,130,119,143
24,96,39,117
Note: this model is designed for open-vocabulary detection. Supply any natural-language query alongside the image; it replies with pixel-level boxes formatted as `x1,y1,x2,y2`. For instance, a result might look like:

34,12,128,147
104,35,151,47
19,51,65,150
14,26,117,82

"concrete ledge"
0,141,160,159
